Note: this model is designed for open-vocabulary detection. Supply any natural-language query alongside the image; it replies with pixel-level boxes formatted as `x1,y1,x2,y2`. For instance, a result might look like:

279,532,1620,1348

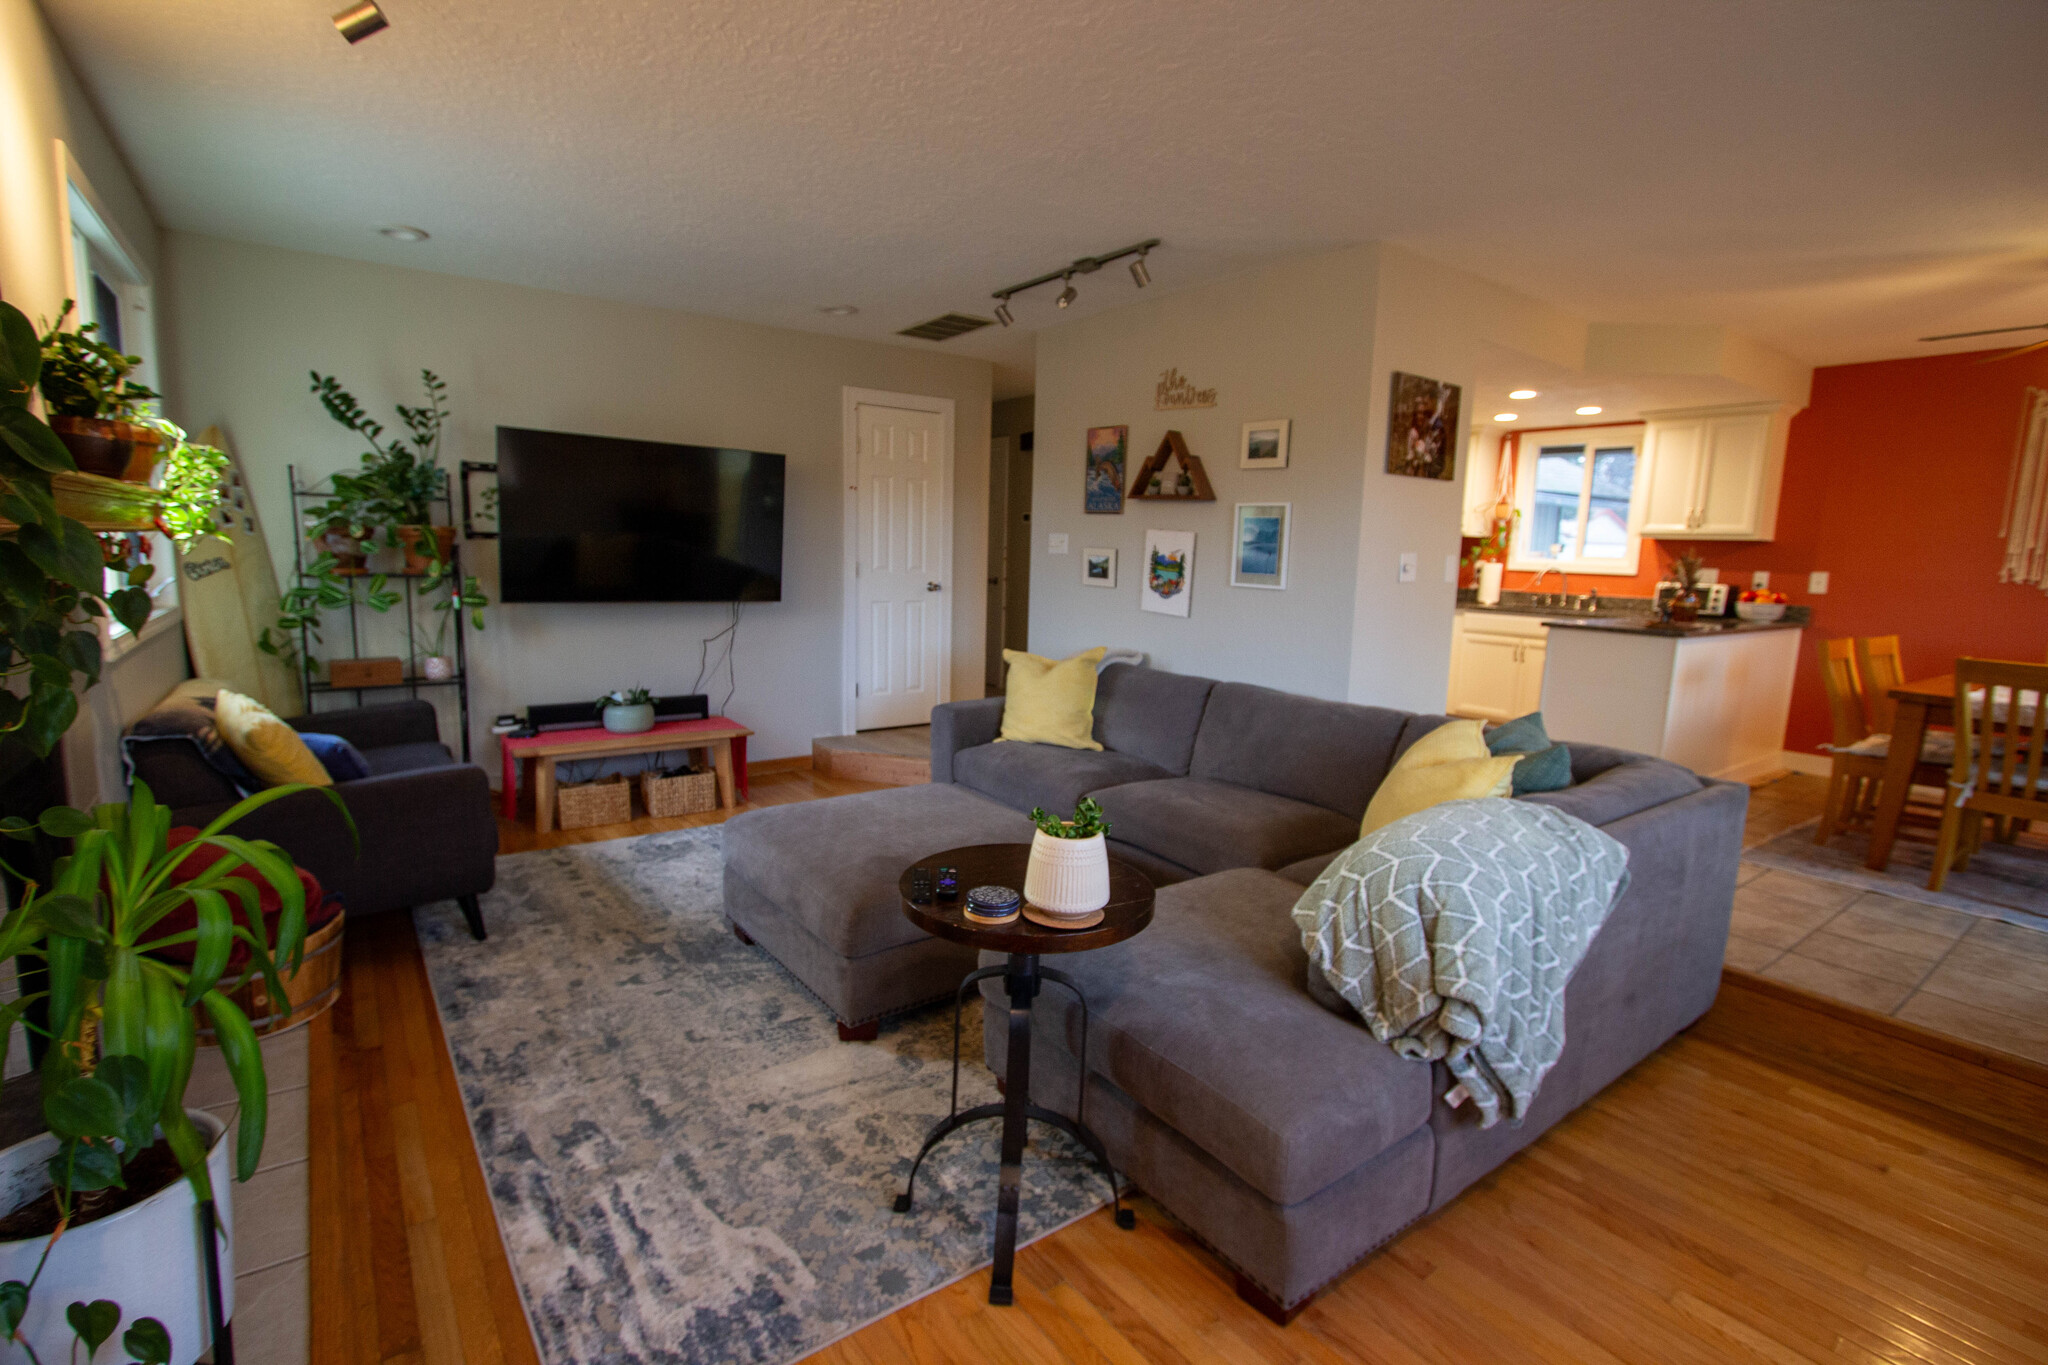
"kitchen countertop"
1540,615,1805,637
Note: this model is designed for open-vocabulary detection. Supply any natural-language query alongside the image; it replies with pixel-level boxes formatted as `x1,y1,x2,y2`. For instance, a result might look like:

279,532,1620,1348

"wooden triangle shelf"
1127,430,1215,501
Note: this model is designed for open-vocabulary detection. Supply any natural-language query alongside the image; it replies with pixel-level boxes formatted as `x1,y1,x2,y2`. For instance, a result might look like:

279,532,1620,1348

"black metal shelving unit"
288,463,472,759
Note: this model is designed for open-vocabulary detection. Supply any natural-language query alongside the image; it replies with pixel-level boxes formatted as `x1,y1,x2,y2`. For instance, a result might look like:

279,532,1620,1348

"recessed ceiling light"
1576,405,1603,415
1508,389,1538,400
378,225,429,242
1493,413,1519,422
818,305,858,316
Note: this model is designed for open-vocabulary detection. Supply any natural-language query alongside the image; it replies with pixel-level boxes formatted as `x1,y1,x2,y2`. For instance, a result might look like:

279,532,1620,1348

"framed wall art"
1386,372,1461,480
1240,419,1290,469
1230,502,1290,590
1081,547,1117,588
1085,425,1128,513
1141,529,1195,617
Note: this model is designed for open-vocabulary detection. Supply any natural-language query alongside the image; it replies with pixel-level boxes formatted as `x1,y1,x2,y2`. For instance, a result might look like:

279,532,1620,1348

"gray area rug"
414,827,1106,1365
1743,818,2048,930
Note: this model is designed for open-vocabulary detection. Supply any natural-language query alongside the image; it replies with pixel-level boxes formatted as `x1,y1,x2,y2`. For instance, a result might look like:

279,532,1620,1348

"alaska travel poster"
1142,529,1195,617
1086,425,1128,513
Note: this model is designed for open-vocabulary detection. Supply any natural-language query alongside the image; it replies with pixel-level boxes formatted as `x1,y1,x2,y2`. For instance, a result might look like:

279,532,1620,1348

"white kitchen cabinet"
1447,612,1548,722
1639,403,1781,540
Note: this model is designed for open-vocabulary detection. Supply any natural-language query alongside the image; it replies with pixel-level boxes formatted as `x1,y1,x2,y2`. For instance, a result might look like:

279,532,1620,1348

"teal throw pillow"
1510,743,1573,795
1485,711,1551,756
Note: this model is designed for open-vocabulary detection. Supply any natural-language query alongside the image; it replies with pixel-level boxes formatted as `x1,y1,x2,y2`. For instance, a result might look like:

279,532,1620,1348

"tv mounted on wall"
495,426,786,603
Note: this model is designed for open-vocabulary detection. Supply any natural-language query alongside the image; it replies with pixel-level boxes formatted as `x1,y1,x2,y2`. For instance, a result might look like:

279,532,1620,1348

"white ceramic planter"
603,702,655,734
0,1110,233,1365
1023,830,1111,916
422,654,457,681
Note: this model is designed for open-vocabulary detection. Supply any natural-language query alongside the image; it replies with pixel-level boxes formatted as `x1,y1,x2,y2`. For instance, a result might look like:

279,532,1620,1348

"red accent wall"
1471,348,2048,756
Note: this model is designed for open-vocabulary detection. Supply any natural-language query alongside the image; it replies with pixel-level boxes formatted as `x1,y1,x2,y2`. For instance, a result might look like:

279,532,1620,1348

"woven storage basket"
642,767,717,818
199,909,346,1040
557,774,633,829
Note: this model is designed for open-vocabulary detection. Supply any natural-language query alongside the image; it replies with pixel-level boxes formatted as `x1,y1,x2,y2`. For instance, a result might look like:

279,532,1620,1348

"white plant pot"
422,654,456,681
0,1110,233,1365
1023,830,1111,916
603,702,655,734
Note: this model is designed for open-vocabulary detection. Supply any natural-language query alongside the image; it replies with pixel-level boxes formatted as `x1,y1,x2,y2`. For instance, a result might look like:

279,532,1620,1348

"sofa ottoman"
721,782,1035,1038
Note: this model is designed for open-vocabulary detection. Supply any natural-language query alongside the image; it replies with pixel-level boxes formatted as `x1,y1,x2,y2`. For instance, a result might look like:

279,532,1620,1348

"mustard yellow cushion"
1359,718,1516,837
214,689,332,787
997,647,1108,750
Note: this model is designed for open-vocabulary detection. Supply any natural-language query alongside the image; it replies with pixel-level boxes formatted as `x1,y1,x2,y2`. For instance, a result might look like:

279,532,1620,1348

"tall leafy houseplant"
0,302,154,757
302,370,453,563
0,781,349,1363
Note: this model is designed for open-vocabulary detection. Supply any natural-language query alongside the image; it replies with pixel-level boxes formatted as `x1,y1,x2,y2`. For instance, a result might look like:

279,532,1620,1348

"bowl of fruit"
1736,589,1789,622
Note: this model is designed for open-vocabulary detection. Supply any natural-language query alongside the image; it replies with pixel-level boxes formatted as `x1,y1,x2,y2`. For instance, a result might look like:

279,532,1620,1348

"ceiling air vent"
897,313,993,341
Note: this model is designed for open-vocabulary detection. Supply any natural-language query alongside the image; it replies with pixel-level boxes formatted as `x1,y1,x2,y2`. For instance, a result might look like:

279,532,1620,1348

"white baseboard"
1777,750,1830,777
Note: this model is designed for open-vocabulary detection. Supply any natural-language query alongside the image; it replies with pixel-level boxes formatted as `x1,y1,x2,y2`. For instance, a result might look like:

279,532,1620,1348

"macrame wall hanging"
1999,387,2048,591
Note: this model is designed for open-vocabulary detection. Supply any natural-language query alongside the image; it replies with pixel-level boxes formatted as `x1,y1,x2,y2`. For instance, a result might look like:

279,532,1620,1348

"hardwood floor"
313,762,2048,1365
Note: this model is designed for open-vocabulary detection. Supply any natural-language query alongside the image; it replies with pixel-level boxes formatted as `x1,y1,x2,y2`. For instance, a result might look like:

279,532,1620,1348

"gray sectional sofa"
721,663,1745,1318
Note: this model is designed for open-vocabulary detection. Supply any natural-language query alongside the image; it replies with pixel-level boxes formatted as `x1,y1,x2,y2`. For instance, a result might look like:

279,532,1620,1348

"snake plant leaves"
65,1300,119,1357
123,1317,172,1365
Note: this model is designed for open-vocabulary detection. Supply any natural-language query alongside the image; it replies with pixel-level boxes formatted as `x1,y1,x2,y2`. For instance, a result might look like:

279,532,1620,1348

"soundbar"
527,693,711,732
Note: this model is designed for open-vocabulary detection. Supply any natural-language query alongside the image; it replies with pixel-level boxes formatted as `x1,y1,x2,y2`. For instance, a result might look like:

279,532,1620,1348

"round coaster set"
963,885,1021,924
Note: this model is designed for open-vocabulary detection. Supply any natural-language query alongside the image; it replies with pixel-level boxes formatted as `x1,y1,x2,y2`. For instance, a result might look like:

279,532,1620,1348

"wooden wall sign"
1155,368,1218,410
1128,431,1216,501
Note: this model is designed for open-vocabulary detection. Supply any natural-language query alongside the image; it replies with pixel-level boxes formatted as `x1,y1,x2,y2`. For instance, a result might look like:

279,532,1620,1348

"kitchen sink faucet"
1529,566,1570,606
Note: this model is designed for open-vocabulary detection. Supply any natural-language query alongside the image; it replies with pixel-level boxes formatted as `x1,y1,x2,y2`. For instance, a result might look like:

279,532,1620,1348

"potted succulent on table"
1023,797,1112,920
34,303,162,483
0,778,348,1364
597,687,656,734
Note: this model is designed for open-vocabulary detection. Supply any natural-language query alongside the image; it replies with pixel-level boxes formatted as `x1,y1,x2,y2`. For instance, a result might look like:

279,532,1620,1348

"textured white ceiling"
39,0,2048,397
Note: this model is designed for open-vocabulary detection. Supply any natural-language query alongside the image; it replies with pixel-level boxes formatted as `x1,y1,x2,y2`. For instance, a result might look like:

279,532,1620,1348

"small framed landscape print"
1082,547,1117,588
1141,529,1195,617
1231,502,1290,590
1240,419,1291,469
1085,425,1128,513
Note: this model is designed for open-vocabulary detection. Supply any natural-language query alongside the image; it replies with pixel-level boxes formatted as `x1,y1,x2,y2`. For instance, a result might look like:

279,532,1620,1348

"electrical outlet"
1443,554,1459,584
1751,570,1770,591
1398,552,1418,584
1047,533,1069,555
1807,570,1829,594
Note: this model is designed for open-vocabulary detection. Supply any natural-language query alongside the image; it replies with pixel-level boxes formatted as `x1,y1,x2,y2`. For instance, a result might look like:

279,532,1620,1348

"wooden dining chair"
1814,638,1949,844
1855,634,1909,734
1931,658,2048,891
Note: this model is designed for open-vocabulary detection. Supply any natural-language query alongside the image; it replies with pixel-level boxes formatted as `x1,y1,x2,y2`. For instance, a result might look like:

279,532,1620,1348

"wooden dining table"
1864,675,1953,870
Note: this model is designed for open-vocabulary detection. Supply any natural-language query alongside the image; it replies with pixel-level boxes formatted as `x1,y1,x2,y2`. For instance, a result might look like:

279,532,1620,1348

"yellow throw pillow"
1359,718,1516,837
214,689,332,787
998,647,1108,750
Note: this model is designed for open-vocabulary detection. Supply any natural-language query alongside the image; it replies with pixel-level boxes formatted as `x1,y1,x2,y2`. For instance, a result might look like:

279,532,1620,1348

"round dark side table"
892,842,1154,1306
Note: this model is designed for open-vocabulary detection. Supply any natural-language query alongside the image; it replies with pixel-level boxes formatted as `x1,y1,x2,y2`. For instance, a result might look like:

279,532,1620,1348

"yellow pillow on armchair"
1359,718,1517,836
214,689,332,787
998,647,1107,750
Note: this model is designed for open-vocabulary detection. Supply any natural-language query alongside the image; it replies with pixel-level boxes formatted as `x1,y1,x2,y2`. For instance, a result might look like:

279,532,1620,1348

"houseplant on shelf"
1023,797,1112,919
0,779,349,1364
597,687,655,734
417,557,488,681
34,302,162,483
256,552,399,681
302,369,464,575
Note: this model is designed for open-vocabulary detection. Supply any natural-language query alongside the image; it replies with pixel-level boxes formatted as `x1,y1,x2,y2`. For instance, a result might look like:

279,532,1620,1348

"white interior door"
854,401,949,730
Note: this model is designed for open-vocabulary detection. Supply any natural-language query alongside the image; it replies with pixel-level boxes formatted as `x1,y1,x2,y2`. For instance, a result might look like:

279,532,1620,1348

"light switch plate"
1751,570,1770,591
1443,554,1459,584
1048,533,1069,555
1398,552,1418,584
1807,570,1829,594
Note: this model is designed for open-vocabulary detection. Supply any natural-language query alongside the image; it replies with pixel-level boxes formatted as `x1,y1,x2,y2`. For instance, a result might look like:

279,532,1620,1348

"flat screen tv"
495,426,785,603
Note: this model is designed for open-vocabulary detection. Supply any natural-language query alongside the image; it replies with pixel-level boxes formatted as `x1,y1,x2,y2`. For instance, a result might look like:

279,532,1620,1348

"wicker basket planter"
557,774,633,829
642,767,717,818
199,908,346,1040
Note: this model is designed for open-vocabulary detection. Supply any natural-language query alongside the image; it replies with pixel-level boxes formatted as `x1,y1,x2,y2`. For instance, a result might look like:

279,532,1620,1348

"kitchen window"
1508,426,1645,576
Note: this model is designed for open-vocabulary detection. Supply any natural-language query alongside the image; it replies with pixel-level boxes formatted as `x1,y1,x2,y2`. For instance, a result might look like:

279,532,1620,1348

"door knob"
927,581,942,591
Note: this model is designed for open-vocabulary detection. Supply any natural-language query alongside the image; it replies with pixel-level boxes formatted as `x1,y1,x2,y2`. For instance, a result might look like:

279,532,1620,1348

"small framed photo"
1081,547,1117,588
1240,419,1291,470
1231,502,1290,590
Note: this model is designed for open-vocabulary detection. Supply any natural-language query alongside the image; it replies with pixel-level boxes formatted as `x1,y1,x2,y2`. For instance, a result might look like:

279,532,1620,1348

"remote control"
935,866,960,901
909,867,933,904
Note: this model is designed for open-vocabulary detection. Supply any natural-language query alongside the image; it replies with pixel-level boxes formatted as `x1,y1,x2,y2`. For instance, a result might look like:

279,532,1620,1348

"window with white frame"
64,177,179,643
1508,426,1645,576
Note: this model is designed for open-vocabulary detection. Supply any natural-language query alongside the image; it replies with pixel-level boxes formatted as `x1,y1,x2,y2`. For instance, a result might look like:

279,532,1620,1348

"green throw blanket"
1292,798,1630,1127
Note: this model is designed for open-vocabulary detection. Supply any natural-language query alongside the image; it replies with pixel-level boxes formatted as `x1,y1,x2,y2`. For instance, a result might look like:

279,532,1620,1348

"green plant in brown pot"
302,369,463,574
35,303,163,484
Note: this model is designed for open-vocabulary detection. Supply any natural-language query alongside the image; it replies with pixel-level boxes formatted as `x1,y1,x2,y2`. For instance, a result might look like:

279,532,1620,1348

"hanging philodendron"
0,301,158,757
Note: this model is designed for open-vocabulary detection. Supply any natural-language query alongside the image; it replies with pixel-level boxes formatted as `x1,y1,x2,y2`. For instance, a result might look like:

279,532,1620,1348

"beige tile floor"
1732,773,2048,1065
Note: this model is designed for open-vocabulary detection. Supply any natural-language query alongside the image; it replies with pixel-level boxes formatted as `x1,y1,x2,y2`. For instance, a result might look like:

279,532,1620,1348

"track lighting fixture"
991,238,1160,321
332,0,389,43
